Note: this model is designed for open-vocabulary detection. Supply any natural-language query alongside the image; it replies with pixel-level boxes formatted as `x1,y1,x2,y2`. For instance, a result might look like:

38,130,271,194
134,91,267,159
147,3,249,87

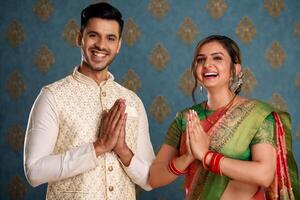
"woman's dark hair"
80,2,124,37
191,35,242,103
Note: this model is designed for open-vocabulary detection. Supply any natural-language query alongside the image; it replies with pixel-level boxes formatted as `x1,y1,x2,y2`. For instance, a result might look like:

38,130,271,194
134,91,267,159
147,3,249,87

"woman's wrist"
182,153,195,164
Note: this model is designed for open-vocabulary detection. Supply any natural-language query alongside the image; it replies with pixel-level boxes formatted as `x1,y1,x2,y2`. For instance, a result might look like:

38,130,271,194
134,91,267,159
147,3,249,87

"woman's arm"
220,143,276,187
188,110,276,187
149,144,193,188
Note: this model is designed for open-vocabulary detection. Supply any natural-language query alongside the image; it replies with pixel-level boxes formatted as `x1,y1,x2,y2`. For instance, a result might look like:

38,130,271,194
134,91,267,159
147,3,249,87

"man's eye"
108,37,116,41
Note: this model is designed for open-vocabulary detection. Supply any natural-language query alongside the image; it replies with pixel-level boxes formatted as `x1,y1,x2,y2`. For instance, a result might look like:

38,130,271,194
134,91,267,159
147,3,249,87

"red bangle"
209,153,224,175
202,151,213,170
202,151,225,175
211,153,223,174
209,152,218,170
219,157,225,176
168,159,187,176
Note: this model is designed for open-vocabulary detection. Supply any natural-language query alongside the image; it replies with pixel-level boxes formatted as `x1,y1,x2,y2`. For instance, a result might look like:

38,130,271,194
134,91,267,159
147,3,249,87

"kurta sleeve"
120,98,155,191
24,88,98,187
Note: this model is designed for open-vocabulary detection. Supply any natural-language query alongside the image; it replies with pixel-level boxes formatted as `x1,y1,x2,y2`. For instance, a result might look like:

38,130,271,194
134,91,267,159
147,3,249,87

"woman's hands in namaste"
185,110,210,161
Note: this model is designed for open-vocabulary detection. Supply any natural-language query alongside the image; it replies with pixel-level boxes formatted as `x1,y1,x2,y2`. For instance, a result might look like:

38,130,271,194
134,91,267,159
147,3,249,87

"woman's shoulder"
248,99,290,121
251,99,284,113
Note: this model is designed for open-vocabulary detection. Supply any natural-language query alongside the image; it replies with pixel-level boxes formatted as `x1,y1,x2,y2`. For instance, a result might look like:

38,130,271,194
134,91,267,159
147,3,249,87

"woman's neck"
207,89,235,110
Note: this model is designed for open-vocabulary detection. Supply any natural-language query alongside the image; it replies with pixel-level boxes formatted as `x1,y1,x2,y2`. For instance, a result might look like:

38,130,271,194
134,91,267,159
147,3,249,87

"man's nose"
95,38,107,49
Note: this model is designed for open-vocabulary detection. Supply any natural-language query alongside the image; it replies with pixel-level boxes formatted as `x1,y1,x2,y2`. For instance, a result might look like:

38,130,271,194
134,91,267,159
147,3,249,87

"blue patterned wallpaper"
0,0,299,199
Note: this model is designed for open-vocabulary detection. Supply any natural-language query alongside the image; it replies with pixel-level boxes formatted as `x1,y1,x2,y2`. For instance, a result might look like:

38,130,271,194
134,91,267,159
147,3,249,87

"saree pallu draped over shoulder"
177,100,299,200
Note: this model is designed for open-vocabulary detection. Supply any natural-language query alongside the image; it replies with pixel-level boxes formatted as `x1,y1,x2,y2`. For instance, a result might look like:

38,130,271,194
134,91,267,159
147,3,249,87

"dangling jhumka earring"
199,85,203,93
230,71,243,93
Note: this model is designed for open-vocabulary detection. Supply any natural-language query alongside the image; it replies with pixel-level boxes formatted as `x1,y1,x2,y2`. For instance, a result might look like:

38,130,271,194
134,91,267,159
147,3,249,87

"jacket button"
108,186,114,191
102,91,106,97
108,166,113,171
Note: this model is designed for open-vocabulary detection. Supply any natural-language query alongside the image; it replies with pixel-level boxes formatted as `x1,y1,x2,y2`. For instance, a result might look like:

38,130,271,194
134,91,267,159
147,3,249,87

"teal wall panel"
1,0,299,199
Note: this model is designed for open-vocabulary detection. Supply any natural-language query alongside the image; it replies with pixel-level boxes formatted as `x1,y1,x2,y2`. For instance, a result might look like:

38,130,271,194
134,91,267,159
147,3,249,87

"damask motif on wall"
269,93,288,112
264,0,285,18
149,43,170,71
5,71,26,100
178,68,195,96
123,18,141,47
62,19,79,47
6,124,24,152
296,74,300,89
206,0,228,20
149,96,171,123
33,45,55,74
265,42,286,69
236,16,256,44
294,21,300,39
148,0,170,20
177,17,198,45
5,175,27,200
32,0,54,21
5,20,26,48
122,69,142,93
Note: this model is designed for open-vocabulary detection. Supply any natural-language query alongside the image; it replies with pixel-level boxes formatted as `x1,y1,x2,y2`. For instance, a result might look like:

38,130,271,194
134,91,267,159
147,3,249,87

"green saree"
164,100,299,200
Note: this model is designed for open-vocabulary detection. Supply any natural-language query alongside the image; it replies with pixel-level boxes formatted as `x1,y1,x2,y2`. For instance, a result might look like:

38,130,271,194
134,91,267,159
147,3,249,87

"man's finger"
119,113,127,139
113,111,125,136
107,100,121,125
98,110,109,137
107,99,125,128
110,102,126,129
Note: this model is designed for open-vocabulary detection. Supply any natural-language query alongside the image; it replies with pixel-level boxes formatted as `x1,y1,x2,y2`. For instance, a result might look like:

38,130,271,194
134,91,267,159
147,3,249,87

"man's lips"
91,50,109,58
90,49,110,61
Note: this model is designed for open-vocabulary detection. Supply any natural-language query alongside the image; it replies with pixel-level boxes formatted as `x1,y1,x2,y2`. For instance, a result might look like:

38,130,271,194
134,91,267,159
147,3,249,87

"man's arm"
115,98,155,191
24,88,98,187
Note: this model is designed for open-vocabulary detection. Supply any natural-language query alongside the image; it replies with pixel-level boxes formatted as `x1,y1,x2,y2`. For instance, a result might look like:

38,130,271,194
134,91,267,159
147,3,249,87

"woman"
149,35,299,200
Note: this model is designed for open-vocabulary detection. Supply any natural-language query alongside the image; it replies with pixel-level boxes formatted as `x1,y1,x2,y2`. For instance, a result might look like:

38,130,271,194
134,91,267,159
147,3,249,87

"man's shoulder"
44,74,73,90
112,81,141,100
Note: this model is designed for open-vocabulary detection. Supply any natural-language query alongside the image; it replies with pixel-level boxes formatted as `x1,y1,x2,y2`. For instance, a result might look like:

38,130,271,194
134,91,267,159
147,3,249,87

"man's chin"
84,62,108,72
82,57,114,72
91,65,108,72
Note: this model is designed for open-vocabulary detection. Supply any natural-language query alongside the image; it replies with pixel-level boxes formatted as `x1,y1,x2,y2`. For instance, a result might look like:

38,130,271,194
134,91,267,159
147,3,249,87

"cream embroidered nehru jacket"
24,67,155,200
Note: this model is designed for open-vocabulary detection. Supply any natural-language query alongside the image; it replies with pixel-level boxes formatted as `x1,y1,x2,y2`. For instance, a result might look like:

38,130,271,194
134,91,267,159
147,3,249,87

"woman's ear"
76,31,82,46
235,63,242,75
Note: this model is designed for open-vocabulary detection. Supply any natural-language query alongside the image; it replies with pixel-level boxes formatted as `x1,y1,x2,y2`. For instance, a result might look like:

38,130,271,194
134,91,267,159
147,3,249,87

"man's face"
78,18,121,72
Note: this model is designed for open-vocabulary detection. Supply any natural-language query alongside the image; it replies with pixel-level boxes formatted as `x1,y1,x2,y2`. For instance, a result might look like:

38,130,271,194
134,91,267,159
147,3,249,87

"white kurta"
24,67,155,200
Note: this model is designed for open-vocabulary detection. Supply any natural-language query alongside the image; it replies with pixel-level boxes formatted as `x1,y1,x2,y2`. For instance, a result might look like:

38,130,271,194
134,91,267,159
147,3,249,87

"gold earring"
230,72,243,93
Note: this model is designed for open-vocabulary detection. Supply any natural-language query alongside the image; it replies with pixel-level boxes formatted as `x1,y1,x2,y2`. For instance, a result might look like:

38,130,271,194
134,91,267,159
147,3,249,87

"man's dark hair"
80,2,124,37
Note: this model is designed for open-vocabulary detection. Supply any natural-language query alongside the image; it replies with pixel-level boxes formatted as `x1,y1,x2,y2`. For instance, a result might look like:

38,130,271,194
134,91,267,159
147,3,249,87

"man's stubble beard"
81,53,117,72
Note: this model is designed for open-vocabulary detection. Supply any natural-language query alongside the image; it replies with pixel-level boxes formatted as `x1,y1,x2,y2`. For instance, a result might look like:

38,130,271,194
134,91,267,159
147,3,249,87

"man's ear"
116,38,122,54
235,63,242,75
76,31,82,46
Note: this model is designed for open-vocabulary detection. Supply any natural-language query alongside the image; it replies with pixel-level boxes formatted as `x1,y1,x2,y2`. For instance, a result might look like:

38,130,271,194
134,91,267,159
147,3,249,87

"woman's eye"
213,56,222,60
197,57,205,63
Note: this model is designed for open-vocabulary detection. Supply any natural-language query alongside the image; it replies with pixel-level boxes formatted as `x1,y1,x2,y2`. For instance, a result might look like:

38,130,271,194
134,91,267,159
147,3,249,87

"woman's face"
195,41,233,91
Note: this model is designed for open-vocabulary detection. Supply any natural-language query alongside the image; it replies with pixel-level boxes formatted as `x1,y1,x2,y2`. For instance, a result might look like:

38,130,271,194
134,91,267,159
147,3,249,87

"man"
23,3,155,200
